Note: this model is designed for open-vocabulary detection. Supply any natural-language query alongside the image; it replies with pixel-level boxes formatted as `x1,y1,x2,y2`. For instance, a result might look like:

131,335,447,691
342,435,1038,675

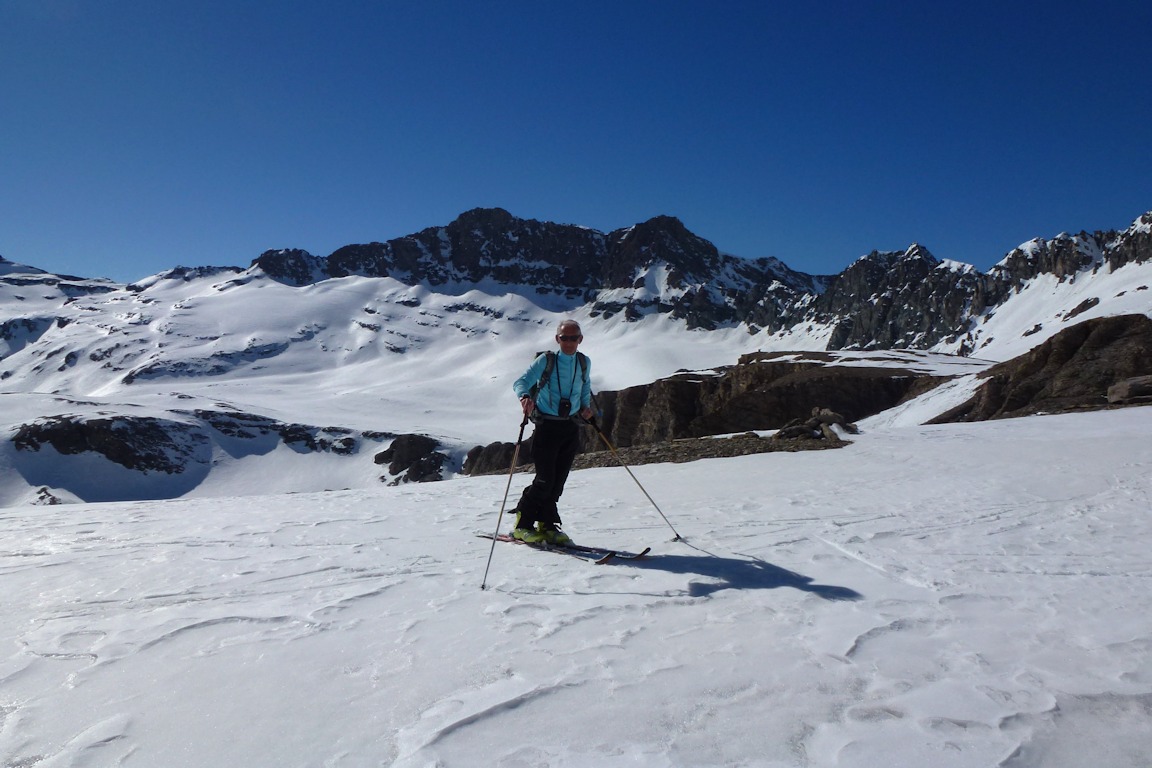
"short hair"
556,320,582,335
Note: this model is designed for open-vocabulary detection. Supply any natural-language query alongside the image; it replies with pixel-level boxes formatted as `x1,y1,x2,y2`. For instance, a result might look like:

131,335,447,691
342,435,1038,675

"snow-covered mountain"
245,206,1152,355
1,208,1150,505
4,212,1152,766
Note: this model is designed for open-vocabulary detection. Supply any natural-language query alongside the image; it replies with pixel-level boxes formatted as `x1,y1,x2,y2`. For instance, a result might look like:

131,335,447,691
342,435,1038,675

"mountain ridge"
245,207,1152,347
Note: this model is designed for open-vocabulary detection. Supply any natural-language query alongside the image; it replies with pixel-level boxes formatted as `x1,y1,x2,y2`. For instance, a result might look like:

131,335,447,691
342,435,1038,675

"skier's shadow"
630,549,863,601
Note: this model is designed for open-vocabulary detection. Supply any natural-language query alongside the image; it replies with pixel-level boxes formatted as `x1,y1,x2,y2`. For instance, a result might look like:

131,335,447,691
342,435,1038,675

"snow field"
3,407,1151,766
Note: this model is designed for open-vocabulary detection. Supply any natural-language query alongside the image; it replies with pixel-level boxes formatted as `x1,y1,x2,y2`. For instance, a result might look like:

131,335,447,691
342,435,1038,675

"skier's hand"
520,395,535,416
578,406,594,421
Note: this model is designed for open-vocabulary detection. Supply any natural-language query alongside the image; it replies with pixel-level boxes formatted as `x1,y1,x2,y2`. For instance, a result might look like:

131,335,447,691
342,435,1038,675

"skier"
510,319,594,545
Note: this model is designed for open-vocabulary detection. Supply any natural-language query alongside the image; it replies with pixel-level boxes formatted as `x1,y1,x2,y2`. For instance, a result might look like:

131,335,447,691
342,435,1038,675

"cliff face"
807,245,982,350
591,355,935,448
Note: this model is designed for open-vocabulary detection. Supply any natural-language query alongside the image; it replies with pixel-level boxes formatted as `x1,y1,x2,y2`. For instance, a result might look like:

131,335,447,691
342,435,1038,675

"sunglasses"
557,334,582,342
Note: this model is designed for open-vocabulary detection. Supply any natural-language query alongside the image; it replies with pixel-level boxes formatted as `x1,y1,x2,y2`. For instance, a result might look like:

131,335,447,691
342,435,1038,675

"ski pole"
588,418,684,542
480,413,530,590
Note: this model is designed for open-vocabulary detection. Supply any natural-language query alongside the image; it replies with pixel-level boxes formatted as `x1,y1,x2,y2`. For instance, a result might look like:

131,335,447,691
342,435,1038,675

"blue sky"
2,1,1149,283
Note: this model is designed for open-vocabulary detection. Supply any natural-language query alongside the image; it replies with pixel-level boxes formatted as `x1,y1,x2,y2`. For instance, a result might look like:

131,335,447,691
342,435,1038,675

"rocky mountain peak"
448,206,518,231
903,243,937,262
1106,213,1152,271
604,215,721,288
436,208,608,291
252,248,326,286
990,229,1115,286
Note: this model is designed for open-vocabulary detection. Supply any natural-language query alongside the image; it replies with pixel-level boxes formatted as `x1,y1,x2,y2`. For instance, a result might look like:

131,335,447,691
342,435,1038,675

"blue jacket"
514,351,592,417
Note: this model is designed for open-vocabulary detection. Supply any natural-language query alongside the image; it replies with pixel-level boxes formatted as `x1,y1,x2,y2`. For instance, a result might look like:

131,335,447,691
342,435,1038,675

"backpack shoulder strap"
531,351,556,396
543,351,556,383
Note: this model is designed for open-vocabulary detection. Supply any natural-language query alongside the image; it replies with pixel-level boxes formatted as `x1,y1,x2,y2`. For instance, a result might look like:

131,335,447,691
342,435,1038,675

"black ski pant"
515,418,580,529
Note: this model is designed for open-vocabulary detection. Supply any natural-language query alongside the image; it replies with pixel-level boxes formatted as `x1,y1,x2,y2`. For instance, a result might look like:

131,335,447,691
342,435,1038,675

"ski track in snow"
2,410,1152,766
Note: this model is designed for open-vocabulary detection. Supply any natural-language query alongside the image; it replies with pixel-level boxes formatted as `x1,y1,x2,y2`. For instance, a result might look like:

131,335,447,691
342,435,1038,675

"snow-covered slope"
3,406,1150,766
0,261,797,504
939,229,1152,361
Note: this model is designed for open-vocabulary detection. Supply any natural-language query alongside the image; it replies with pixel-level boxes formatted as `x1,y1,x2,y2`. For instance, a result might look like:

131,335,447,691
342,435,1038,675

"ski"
477,533,650,564
553,540,652,561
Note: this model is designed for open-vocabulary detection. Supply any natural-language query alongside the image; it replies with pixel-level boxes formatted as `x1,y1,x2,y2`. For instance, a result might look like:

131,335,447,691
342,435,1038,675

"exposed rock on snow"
375,434,449,484
774,406,860,441
8,407,395,500
930,313,1152,422
13,415,209,474
589,354,938,448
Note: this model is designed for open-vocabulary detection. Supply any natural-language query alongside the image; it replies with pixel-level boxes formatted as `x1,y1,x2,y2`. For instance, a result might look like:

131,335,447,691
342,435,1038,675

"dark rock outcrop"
13,415,209,474
252,248,327,287
191,409,372,454
929,314,1152,422
592,353,938,448
476,430,850,477
463,438,533,476
993,232,1103,284
11,408,387,478
375,434,450,484
774,407,860,441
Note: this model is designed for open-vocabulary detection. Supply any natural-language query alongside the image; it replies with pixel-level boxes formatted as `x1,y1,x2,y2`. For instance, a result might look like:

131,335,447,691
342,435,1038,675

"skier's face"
556,324,583,354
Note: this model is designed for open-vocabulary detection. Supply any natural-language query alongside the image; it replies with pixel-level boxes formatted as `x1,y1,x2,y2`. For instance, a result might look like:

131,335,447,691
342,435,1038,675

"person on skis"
510,319,594,545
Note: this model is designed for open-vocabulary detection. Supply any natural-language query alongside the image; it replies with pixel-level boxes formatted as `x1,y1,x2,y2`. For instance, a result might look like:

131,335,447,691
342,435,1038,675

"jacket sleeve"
513,354,549,399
